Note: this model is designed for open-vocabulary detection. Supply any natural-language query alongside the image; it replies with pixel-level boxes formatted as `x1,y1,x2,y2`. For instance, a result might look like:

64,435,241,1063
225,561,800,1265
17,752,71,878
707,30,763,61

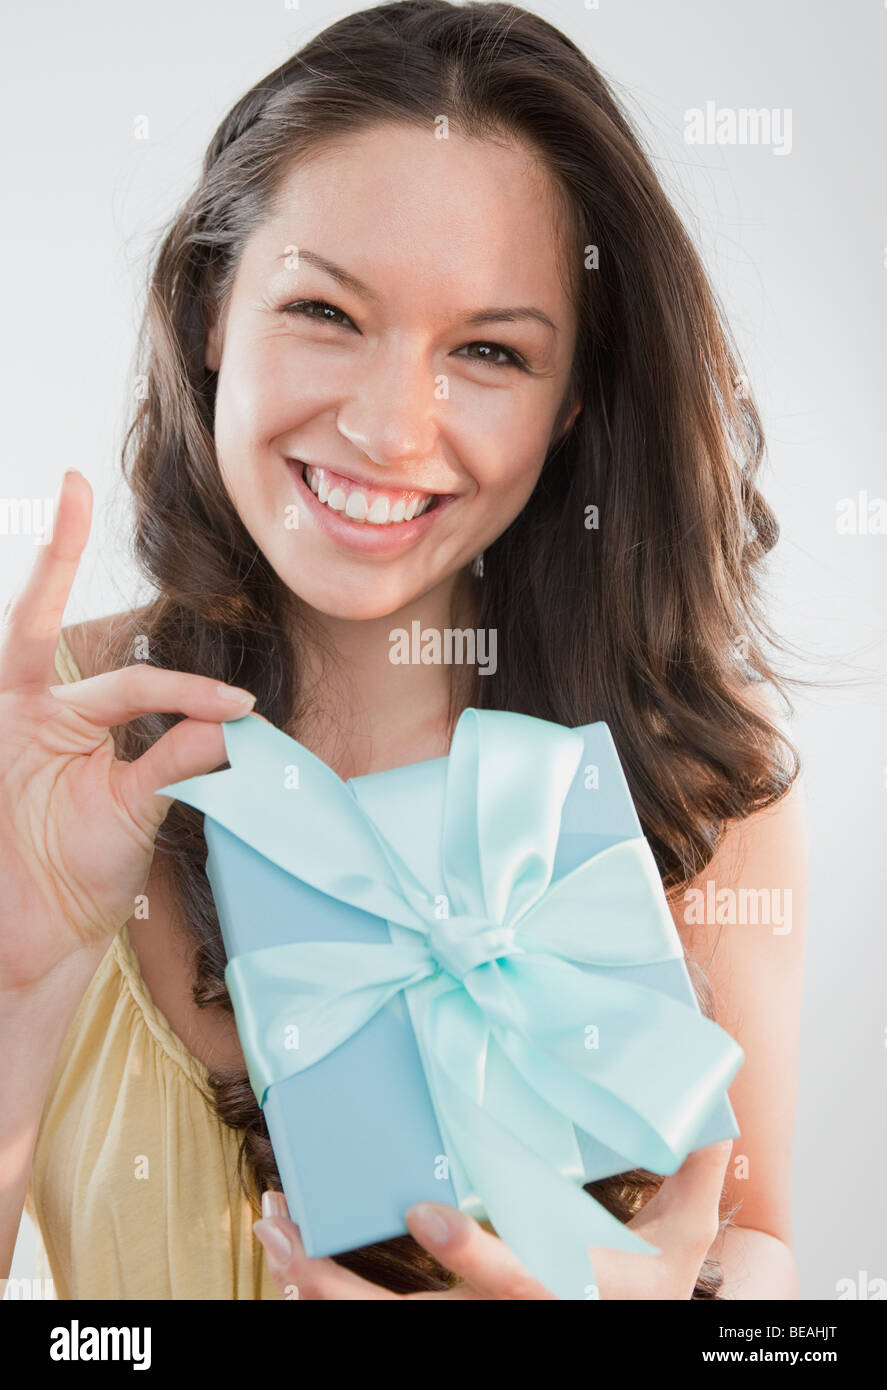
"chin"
303,593,414,622
273,566,428,623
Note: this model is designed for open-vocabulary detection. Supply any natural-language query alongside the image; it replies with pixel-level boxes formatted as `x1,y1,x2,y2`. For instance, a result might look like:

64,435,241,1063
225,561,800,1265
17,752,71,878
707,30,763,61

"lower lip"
286,461,454,556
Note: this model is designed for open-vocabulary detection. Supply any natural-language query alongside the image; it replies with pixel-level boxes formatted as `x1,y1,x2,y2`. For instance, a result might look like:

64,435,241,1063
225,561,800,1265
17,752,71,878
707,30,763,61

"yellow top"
23,631,284,1299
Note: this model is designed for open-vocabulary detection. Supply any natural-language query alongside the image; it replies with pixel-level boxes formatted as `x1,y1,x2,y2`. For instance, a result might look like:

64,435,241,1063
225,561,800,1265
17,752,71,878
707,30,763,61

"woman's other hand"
254,1139,734,1300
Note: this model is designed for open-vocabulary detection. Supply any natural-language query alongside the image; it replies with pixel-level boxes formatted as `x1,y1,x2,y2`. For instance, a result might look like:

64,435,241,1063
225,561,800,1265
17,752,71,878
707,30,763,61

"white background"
3,0,885,1299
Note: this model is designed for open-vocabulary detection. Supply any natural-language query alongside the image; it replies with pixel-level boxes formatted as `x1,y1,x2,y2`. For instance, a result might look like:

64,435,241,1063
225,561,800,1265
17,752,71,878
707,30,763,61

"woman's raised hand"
0,469,256,992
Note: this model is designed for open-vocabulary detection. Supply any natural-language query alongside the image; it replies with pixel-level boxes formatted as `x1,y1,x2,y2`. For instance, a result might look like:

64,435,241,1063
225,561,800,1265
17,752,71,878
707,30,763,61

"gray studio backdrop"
2,0,885,1300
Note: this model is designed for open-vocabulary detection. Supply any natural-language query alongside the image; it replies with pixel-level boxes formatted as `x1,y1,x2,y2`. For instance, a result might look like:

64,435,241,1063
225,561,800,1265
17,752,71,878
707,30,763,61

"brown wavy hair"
105,0,799,1298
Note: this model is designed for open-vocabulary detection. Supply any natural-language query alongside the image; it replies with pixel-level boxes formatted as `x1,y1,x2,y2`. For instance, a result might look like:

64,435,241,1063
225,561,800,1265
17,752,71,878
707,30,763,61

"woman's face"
206,122,582,621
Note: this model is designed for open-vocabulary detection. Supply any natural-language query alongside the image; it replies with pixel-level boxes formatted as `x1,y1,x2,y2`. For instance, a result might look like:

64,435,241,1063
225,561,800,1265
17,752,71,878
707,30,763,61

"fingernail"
215,684,256,705
253,1219,293,1265
262,1190,290,1222
406,1203,451,1249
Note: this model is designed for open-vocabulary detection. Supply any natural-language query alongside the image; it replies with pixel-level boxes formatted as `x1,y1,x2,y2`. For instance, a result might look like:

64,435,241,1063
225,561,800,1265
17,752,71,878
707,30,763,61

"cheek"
211,350,292,540
458,404,551,512
213,337,329,467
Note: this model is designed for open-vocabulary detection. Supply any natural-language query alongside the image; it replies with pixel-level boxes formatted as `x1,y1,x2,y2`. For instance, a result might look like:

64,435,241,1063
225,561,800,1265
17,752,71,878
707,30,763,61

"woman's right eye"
281,298,355,328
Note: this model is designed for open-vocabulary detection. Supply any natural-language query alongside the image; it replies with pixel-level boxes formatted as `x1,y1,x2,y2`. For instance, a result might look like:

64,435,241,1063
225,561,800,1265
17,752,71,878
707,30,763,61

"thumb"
114,716,231,836
116,708,272,838
630,1138,733,1244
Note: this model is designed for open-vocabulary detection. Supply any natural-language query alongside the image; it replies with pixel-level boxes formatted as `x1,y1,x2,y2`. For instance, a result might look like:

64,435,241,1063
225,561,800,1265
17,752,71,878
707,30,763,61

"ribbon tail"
421,988,659,1301
224,942,433,1106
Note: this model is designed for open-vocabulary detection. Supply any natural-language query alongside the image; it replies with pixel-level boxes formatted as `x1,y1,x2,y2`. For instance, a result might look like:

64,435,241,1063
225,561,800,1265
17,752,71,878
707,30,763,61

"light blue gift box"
162,714,740,1263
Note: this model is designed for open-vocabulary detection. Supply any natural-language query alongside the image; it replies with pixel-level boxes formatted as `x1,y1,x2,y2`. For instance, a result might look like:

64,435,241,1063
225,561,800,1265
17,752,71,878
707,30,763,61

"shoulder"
714,679,806,891
61,605,153,680
709,677,805,874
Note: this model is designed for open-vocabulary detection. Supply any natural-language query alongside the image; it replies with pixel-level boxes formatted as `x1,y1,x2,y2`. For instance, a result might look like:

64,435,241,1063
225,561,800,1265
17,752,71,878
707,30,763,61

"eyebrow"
276,248,559,335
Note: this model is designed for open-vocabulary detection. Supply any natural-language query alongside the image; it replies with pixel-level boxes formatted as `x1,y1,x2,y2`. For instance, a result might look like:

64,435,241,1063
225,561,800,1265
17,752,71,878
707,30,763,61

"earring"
471,551,484,579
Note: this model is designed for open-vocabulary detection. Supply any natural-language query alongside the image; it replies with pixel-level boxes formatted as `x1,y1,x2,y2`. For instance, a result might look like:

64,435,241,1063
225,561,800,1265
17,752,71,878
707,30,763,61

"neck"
293,568,480,778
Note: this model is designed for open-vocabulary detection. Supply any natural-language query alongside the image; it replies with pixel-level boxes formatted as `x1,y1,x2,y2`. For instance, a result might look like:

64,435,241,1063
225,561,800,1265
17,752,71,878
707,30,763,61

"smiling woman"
2,0,805,1303
202,120,581,617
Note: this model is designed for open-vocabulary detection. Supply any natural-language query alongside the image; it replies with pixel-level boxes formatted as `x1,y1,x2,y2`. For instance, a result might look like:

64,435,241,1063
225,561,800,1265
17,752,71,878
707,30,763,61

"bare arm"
0,950,104,1278
672,743,809,1299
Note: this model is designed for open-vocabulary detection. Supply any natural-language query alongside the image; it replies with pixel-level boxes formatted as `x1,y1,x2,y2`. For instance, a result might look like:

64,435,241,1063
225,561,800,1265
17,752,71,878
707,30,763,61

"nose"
334,338,440,468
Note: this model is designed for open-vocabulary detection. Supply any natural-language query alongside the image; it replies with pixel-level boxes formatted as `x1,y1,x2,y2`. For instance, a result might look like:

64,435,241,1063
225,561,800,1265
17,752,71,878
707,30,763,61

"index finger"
0,469,92,689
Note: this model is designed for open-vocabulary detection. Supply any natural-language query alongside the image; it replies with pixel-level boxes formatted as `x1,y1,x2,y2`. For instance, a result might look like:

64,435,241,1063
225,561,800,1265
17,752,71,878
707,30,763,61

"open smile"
286,459,456,554
302,463,440,524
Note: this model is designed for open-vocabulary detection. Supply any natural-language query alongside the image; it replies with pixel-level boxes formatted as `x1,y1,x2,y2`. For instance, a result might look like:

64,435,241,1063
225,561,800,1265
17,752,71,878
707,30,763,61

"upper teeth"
303,465,434,525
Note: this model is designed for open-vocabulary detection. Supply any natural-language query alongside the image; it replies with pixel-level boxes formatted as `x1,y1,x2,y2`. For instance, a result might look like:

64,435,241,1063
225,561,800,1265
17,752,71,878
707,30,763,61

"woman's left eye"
280,301,526,370
456,342,528,371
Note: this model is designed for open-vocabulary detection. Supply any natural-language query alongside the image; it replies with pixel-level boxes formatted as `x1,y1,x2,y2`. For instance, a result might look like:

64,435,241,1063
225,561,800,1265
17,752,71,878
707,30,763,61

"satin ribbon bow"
159,707,743,1300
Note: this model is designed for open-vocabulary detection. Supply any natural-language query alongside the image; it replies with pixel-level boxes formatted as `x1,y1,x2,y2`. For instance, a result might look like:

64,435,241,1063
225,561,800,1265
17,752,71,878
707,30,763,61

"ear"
205,315,221,372
563,395,583,434
553,393,583,445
